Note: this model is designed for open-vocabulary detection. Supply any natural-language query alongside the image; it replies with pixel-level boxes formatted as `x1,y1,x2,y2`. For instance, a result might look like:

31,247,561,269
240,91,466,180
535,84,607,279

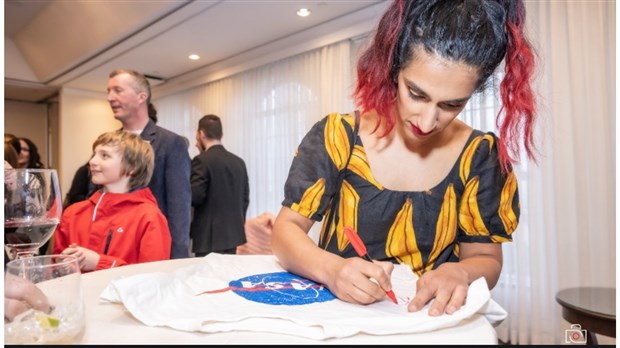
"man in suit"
190,114,249,256
107,68,192,259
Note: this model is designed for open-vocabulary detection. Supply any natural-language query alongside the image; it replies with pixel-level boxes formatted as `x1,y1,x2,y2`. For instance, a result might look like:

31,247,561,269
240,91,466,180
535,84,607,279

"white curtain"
155,40,355,219
489,1,616,344
154,2,615,343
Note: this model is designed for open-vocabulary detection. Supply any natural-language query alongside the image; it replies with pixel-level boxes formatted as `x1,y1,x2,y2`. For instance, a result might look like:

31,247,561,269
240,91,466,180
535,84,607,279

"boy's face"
89,143,131,192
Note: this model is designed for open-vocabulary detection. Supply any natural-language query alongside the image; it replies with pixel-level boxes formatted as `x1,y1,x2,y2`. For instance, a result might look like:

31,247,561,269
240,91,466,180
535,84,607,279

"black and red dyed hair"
354,0,537,171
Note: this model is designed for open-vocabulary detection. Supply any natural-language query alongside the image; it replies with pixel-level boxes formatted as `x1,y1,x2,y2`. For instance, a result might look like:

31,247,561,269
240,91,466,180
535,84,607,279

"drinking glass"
4,254,85,344
4,168,62,260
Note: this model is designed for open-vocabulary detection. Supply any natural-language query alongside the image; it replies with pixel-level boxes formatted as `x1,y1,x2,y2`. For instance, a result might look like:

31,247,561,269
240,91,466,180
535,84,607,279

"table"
556,287,616,345
77,257,499,344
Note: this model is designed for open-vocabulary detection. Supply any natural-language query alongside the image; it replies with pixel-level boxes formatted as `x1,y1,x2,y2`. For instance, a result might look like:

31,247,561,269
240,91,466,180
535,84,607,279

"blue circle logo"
203,271,336,305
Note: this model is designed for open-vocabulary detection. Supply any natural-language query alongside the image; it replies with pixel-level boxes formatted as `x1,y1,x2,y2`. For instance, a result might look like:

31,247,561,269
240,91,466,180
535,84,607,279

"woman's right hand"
326,257,395,305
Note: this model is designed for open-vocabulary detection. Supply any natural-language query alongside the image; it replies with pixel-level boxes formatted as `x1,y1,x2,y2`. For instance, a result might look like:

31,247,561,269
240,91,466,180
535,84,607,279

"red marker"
343,226,398,304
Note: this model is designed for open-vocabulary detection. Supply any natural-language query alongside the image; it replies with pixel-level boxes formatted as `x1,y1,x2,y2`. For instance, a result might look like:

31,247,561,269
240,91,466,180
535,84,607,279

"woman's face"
17,139,30,167
396,49,479,142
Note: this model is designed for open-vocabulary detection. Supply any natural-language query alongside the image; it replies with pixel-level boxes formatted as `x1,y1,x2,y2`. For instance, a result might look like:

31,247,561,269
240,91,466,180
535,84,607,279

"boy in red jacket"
54,130,171,271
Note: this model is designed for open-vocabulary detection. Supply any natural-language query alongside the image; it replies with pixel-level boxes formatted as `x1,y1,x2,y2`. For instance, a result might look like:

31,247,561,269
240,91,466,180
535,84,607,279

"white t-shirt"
100,254,506,340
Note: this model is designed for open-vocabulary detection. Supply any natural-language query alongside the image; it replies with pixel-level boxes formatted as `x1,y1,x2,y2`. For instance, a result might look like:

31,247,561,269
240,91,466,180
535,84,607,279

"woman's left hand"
407,262,469,316
407,243,502,316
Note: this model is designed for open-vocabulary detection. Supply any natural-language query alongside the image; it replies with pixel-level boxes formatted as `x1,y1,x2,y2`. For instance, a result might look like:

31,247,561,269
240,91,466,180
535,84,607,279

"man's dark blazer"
140,120,192,259
190,144,249,254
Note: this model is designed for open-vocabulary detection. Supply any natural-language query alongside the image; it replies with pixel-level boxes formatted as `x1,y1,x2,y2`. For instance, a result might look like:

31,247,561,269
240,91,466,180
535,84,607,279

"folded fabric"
100,254,506,340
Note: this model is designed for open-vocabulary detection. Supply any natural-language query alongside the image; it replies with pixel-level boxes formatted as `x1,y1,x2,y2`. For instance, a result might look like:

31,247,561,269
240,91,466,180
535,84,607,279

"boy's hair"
92,130,154,191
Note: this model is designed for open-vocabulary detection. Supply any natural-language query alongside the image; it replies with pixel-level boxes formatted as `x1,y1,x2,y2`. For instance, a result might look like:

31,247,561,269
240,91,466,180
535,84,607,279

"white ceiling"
4,0,387,103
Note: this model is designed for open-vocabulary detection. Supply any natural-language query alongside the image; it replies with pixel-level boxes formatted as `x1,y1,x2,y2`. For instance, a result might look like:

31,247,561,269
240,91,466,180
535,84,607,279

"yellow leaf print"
291,178,325,219
319,201,333,248
348,145,384,190
459,134,495,184
386,198,423,275
490,235,512,243
427,184,457,270
458,176,490,236
319,180,359,250
335,180,360,251
498,171,518,235
342,112,356,130
324,113,352,171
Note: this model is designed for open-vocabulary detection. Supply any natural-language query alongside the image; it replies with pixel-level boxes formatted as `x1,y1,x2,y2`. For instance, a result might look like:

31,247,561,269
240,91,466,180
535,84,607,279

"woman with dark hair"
272,0,537,315
18,137,45,169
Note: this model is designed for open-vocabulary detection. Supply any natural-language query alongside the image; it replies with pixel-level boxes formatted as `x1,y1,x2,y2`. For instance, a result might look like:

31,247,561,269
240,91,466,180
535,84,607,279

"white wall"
4,100,49,167
58,87,120,196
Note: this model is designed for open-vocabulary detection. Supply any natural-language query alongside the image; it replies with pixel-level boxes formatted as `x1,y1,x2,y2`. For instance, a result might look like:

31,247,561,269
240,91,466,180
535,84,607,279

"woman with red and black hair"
273,0,537,315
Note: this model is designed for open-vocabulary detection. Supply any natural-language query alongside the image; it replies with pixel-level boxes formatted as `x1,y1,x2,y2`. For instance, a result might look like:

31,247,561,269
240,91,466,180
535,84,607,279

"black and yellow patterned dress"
282,112,519,276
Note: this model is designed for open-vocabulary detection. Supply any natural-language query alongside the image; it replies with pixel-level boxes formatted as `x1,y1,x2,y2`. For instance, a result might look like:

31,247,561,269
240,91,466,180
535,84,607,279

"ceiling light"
188,54,200,60
296,8,311,17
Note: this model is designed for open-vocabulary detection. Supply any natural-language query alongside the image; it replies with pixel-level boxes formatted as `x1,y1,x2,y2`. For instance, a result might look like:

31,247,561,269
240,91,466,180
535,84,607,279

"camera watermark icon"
565,324,587,344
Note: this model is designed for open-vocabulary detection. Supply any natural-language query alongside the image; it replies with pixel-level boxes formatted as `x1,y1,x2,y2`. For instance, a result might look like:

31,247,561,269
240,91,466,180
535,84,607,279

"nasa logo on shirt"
199,272,336,305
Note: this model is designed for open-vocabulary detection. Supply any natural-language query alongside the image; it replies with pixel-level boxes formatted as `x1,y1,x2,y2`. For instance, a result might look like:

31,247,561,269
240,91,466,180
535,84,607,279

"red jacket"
54,188,171,271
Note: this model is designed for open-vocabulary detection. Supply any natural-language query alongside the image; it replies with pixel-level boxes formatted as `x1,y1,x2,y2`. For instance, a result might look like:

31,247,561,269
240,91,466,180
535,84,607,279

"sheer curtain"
154,2,615,343
155,40,355,219
488,1,616,344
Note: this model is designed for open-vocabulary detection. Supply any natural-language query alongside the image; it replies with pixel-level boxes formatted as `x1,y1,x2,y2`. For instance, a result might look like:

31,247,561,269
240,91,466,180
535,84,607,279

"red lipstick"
411,124,432,137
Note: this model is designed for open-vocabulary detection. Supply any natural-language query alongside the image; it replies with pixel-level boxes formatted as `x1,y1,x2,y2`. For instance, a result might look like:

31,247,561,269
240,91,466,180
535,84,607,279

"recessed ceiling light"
296,8,311,17
189,54,200,60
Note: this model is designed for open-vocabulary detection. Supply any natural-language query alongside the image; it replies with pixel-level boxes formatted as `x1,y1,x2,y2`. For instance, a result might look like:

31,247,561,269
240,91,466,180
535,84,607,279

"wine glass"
4,168,63,260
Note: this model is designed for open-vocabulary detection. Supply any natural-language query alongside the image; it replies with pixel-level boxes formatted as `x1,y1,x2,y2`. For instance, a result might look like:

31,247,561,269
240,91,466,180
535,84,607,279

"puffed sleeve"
282,113,356,221
457,132,519,243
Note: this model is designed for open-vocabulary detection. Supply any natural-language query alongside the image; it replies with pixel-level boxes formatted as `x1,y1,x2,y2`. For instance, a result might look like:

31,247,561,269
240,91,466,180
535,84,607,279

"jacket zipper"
103,229,113,255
